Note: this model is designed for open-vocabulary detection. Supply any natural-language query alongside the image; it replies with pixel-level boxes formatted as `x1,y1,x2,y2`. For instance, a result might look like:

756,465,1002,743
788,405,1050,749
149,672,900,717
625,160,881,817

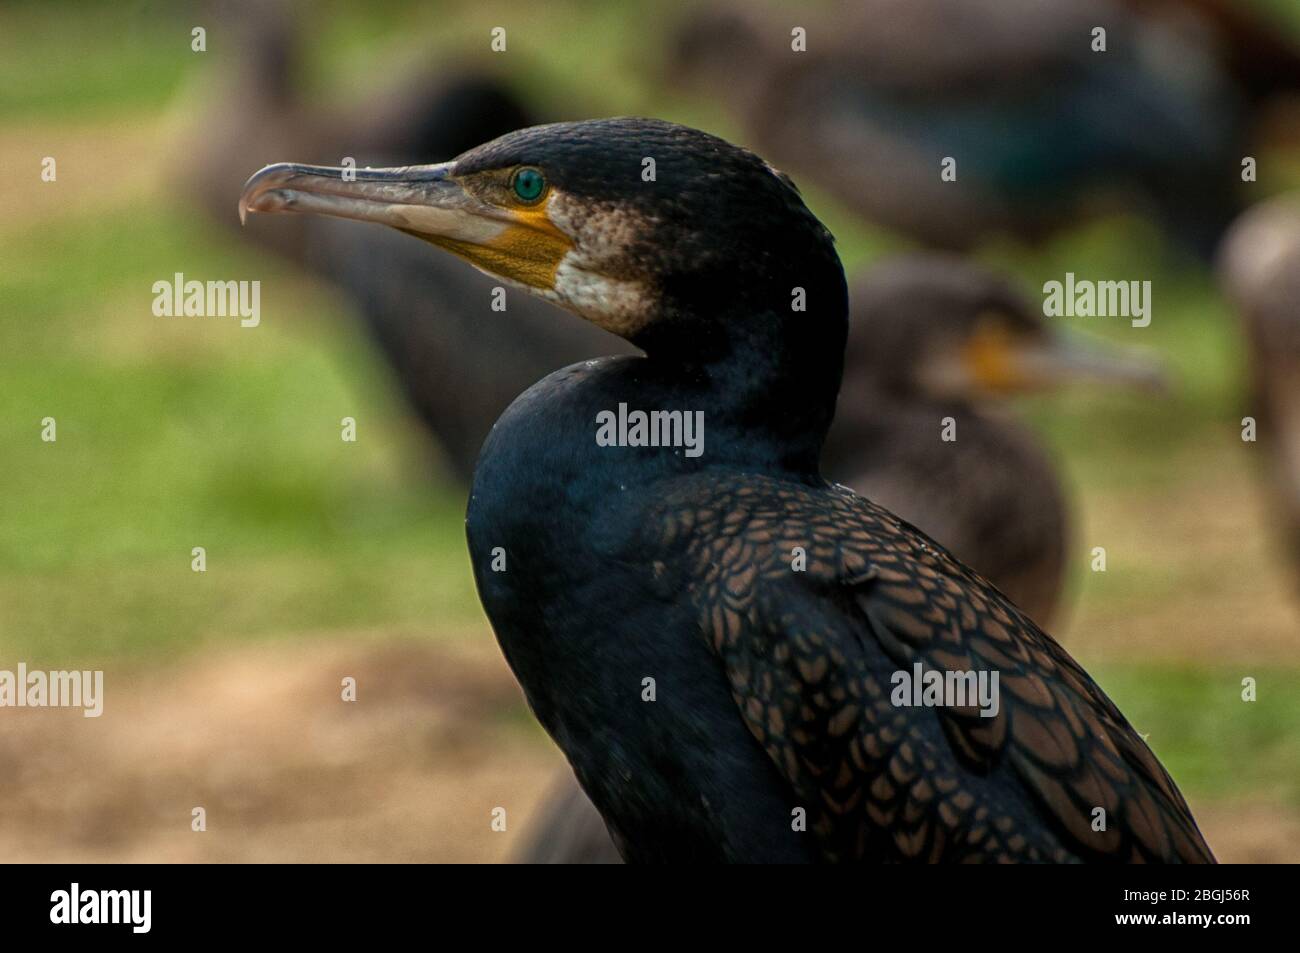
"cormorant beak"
960,323,1168,395
241,161,472,229
238,162,572,290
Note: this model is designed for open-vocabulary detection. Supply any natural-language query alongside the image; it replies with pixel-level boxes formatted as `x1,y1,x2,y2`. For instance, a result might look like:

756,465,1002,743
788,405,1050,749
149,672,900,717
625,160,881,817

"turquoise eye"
512,167,546,202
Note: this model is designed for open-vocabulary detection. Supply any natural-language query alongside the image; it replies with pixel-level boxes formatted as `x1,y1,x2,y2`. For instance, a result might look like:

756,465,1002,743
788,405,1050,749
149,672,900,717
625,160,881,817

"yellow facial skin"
958,312,1167,397
963,316,1031,393
427,169,575,291
418,194,574,291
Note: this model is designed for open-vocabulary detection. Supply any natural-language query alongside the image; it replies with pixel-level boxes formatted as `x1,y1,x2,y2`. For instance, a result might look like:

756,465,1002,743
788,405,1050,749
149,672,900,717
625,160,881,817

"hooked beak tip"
238,162,299,224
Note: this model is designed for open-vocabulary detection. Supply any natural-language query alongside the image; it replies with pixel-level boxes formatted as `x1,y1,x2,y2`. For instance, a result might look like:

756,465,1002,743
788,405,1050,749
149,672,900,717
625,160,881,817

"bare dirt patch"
0,637,566,863
0,637,1289,862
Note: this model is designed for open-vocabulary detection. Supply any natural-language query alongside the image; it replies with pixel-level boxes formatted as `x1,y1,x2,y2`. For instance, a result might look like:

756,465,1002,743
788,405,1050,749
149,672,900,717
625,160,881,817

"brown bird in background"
1219,195,1300,597
1118,0,1300,107
830,254,1167,625
668,0,1300,255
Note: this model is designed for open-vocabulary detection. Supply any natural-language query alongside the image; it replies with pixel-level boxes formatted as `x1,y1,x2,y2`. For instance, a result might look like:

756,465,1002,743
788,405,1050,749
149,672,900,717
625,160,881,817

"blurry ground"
0,635,1294,864
0,636,565,863
1,0,1298,863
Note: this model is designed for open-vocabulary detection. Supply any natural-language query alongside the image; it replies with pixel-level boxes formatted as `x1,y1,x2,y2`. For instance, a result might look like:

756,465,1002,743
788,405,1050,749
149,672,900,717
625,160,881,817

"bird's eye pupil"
513,168,545,201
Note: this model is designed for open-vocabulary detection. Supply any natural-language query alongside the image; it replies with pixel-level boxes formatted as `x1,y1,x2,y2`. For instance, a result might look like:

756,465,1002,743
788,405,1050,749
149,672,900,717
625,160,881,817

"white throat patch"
545,191,654,337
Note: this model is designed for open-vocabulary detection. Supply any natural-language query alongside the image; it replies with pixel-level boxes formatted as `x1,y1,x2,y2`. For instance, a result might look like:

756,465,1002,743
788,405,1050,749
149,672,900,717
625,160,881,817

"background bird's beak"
238,162,571,289
963,323,1169,395
1018,330,1168,392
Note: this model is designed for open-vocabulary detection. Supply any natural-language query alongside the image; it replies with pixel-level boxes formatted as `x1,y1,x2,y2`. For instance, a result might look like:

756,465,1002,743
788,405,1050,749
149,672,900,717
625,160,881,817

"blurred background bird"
667,0,1300,257
1219,195,1300,597
832,254,1169,624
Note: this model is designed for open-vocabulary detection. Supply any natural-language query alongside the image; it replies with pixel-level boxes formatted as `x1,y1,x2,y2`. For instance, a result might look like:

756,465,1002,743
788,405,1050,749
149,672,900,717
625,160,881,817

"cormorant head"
843,253,1166,404
239,118,845,365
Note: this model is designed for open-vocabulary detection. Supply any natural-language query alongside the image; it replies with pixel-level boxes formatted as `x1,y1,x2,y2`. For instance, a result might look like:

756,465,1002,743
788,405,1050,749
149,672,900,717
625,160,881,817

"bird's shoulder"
638,470,1212,862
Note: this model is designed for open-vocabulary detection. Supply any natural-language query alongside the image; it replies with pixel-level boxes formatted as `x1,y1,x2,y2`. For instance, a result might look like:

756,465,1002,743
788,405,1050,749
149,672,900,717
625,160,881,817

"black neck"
632,257,849,476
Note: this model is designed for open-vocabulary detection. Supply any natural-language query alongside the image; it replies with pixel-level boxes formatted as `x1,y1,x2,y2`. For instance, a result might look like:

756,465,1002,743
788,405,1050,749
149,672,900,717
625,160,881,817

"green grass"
1096,665,1300,808
0,2,193,120
0,201,484,661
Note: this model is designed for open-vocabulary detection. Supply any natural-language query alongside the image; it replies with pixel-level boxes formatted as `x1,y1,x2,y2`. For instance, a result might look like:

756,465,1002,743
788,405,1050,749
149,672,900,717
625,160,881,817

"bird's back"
634,469,1213,862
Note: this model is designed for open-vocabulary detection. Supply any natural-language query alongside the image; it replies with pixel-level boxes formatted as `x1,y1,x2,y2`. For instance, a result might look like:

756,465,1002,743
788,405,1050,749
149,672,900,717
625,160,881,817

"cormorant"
192,37,1160,855
668,0,1296,255
240,118,1213,862
1219,195,1300,598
